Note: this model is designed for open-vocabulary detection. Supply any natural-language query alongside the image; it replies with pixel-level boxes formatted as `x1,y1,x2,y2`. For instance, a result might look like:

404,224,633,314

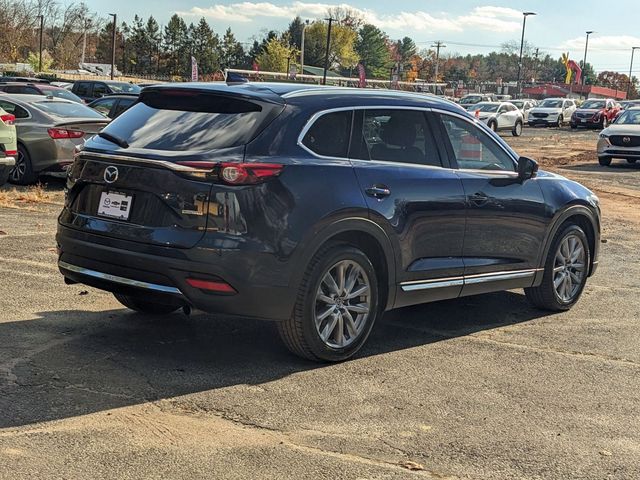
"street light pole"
582,31,593,90
628,47,640,99
300,19,309,75
517,11,536,96
37,15,44,72
108,13,117,80
322,17,333,85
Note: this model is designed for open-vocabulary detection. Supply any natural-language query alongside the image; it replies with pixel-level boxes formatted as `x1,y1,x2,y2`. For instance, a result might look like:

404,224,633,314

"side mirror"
517,156,538,181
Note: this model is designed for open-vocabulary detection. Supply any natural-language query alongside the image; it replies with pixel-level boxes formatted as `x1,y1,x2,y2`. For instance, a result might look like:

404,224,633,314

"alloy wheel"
9,149,25,183
314,260,371,348
553,234,586,303
515,122,522,135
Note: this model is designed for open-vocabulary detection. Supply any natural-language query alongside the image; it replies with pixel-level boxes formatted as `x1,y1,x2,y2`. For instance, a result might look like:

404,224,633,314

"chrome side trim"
59,261,183,295
464,269,539,285
401,277,464,292
399,268,542,292
79,152,199,172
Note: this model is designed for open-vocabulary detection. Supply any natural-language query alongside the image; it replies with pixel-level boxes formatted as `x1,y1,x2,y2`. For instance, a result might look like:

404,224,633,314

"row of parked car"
0,78,144,185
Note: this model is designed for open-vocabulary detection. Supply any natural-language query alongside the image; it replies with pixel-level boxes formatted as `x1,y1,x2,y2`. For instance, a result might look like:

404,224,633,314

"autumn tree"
355,24,391,79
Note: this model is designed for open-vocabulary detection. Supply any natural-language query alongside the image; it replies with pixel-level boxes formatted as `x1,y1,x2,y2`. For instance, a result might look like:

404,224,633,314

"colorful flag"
191,56,198,82
357,63,366,88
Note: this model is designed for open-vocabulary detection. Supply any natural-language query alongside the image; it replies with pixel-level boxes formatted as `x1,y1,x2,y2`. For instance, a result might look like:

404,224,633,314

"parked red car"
570,98,620,129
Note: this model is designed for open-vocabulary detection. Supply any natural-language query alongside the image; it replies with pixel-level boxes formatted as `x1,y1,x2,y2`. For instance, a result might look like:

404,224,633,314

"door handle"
468,192,489,207
365,185,391,199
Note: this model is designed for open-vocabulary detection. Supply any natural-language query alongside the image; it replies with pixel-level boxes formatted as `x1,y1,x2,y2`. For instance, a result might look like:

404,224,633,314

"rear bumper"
0,156,15,167
56,225,297,321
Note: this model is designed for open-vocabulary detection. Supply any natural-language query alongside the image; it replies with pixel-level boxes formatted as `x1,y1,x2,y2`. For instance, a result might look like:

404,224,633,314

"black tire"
511,120,523,137
9,144,37,185
598,156,612,166
626,159,637,164
488,121,498,132
556,115,564,127
277,243,380,362
525,224,590,311
113,293,181,315
602,117,609,129
570,123,577,129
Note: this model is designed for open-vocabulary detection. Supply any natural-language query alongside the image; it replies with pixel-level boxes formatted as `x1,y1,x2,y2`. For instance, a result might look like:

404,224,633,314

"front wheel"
525,224,590,311
601,117,609,129
113,293,181,314
512,121,523,137
488,121,498,132
278,244,380,362
598,156,612,166
556,115,564,127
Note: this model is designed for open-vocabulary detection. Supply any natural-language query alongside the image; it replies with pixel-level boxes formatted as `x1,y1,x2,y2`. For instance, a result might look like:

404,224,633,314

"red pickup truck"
570,98,620,129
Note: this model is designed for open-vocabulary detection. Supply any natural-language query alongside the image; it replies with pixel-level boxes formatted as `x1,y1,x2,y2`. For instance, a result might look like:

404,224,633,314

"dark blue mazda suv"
57,83,601,361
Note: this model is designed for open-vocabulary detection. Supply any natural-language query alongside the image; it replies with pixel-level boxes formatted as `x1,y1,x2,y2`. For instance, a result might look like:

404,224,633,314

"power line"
431,41,445,82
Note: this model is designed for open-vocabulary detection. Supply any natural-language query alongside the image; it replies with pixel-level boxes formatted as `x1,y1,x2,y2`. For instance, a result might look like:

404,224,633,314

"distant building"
523,83,627,100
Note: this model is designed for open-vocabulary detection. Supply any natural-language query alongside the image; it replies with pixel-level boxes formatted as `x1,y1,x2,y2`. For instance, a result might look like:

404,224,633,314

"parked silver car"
0,94,109,184
511,99,537,122
597,107,640,166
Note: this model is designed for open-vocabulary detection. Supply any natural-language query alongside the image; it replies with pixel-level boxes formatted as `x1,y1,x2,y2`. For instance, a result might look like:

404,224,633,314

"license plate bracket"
97,191,133,220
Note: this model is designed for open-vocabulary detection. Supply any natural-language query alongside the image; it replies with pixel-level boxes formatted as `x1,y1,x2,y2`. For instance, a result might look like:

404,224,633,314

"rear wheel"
512,120,523,137
601,117,609,129
598,156,612,166
525,224,590,311
278,244,380,362
488,121,498,132
9,144,36,185
113,293,181,315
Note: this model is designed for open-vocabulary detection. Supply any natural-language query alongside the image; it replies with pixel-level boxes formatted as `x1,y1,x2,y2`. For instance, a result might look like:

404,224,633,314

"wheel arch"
533,204,600,285
290,216,397,311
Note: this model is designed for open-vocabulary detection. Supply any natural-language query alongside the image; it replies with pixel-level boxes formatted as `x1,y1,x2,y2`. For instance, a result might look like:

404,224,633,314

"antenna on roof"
226,71,248,86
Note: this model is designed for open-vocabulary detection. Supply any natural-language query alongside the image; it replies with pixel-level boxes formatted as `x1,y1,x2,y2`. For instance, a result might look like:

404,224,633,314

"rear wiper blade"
98,131,129,149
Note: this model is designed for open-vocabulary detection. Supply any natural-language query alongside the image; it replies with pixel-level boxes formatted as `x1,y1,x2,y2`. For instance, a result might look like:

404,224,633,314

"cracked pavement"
1,128,639,479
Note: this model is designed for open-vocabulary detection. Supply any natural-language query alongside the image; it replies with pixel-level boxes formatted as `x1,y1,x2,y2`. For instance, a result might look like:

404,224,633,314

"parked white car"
597,106,640,166
528,98,576,127
466,101,524,136
511,99,537,122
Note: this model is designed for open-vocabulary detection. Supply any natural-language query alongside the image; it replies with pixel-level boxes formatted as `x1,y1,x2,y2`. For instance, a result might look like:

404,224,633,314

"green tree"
302,21,358,71
255,37,297,72
144,16,161,74
163,14,189,76
191,18,219,75
355,24,391,79
220,28,245,69
287,16,305,50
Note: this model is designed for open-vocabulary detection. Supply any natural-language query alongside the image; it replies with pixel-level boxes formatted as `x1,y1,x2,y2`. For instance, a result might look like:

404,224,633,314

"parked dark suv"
57,84,601,362
71,81,141,102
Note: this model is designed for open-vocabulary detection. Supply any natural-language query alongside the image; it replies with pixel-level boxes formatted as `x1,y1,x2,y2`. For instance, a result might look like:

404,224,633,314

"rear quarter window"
301,110,352,158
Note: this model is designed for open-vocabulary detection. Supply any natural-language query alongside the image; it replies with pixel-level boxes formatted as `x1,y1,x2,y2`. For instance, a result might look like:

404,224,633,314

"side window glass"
360,109,441,166
301,110,352,158
92,98,116,116
93,83,108,97
440,114,515,172
0,101,28,118
75,82,90,96
113,98,135,117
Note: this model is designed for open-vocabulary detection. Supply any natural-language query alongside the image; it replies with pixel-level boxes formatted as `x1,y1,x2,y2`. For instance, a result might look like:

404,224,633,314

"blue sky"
83,0,640,74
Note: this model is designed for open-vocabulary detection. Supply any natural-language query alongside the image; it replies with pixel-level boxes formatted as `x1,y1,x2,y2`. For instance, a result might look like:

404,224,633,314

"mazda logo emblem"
623,137,631,143
104,166,118,183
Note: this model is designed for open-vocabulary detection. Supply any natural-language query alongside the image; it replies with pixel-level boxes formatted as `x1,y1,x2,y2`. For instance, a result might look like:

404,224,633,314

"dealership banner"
191,56,198,82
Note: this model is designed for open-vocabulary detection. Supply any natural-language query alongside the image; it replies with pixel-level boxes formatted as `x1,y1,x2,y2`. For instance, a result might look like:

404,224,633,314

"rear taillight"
48,128,85,139
0,113,15,126
185,277,236,294
5,150,17,156
175,161,284,184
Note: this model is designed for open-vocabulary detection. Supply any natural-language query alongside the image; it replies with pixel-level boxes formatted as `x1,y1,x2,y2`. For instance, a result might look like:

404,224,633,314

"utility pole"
431,41,445,82
582,31,594,96
628,47,640,99
109,13,117,80
300,19,309,75
81,18,90,65
517,12,536,96
322,17,333,85
37,15,44,72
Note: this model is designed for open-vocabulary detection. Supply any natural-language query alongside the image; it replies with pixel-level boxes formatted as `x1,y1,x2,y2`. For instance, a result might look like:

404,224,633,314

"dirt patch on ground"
0,184,64,211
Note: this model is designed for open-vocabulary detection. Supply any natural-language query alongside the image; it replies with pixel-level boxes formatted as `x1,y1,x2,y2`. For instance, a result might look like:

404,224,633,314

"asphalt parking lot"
1,127,639,479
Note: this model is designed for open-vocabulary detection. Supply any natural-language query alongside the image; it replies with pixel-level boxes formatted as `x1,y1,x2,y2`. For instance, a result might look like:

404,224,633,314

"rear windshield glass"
107,82,141,94
581,100,605,109
33,101,105,118
42,88,83,103
99,90,280,152
469,103,498,112
460,96,481,104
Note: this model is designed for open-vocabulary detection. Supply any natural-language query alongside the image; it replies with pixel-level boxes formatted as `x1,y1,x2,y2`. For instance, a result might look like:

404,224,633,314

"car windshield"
581,100,605,109
539,100,563,108
511,101,524,108
31,101,106,119
460,96,481,104
107,82,141,94
469,103,499,112
614,110,640,125
623,102,640,110
41,88,83,103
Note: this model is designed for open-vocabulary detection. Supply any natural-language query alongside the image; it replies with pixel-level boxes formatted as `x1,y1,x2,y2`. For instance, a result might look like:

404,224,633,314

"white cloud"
558,35,640,52
176,2,522,33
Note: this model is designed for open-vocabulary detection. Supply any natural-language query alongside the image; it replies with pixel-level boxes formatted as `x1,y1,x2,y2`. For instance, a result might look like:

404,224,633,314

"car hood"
530,107,562,114
601,124,640,136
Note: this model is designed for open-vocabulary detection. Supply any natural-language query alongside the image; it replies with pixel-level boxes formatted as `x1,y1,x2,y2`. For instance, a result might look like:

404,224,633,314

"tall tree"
191,17,219,75
302,21,358,72
287,16,305,50
163,14,188,76
355,24,391,79
255,37,297,72
219,27,245,69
